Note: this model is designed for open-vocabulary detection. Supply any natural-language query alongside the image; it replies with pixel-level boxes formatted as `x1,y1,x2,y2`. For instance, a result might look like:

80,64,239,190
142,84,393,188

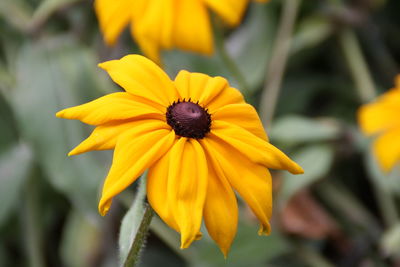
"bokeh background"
1,0,400,266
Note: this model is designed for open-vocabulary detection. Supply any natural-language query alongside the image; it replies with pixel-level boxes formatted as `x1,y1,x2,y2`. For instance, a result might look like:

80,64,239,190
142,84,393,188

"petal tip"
257,223,271,236
291,163,304,175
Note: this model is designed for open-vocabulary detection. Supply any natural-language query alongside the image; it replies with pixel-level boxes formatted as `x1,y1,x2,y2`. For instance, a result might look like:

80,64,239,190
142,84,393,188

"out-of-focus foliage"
1,0,400,266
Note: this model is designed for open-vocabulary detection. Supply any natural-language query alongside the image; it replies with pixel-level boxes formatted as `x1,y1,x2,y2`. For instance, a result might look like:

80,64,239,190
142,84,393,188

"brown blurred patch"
279,190,340,239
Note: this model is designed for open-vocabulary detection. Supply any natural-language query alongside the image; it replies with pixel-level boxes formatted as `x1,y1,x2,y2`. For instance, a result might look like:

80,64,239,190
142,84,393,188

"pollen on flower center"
166,99,211,139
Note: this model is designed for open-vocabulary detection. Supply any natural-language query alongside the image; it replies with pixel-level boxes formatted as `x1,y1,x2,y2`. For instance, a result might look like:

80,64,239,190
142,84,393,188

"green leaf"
365,148,400,195
191,222,289,267
60,211,102,267
10,36,109,216
228,4,276,91
30,0,82,33
279,145,334,204
291,16,333,55
381,223,400,257
0,143,33,226
0,0,32,32
270,115,341,145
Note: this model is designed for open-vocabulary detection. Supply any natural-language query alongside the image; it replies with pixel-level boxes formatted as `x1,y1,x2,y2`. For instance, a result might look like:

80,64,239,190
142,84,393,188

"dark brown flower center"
166,99,211,139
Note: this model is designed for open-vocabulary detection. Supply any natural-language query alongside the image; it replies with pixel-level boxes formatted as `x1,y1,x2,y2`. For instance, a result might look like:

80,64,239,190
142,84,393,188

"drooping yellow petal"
167,138,208,249
202,145,238,257
147,148,179,232
174,71,230,105
172,0,213,56
201,138,272,235
131,0,175,64
56,92,164,125
99,129,175,216
212,103,268,141
203,0,248,27
94,0,132,45
98,55,179,106
373,127,400,172
211,121,303,174
68,119,169,156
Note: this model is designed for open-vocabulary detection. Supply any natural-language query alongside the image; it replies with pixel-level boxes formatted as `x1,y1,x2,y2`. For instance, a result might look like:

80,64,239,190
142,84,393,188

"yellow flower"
94,0,268,64
56,54,303,255
358,75,400,172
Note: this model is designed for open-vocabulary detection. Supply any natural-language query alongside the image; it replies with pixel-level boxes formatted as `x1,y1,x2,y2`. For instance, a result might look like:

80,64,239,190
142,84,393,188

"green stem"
123,204,154,267
260,0,302,128
213,18,250,95
339,26,399,227
339,28,376,102
369,177,399,228
295,243,335,267
23,171,45,267
121,175,154,267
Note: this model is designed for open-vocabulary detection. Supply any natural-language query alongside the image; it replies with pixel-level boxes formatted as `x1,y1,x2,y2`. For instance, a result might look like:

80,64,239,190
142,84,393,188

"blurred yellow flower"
94,0,268,64
56,55,303,255
358,75,400,172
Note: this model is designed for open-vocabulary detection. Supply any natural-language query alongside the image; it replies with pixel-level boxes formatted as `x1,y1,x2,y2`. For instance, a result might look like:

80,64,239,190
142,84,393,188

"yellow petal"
131,0,175,64
212,103,268,141
98,55,179,107
206,85,245,113
99,129,175,216
203,0,248,27
211,121,303,174
201,138,272,235
172,0,213,55
147,148,180,232
373,127,400,172
358,101,400,136
167,138,208,249
202,145,238,257
94,0,132,45
173,71,229,105
56,92,163,125
69,119,169,156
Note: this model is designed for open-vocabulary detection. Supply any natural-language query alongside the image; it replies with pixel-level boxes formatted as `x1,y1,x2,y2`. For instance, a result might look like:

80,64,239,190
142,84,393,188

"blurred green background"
1,0,400,266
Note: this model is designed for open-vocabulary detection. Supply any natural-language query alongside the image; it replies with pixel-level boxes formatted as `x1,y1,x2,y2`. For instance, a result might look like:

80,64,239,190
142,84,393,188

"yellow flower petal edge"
94,0,269,64
57,54,303,255
358,74,400,172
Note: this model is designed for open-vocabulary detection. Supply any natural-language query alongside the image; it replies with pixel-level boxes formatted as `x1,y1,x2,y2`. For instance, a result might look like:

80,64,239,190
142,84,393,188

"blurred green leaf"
0,143,33,226
228,4,276,91
191,222,289,267
380,223,400,257
0,0,32,32
60,211,101,267
10,36,109,217
270,115,341,145
30,0,82,33
291,16,333,55
365,149,400,195
280,145,334,204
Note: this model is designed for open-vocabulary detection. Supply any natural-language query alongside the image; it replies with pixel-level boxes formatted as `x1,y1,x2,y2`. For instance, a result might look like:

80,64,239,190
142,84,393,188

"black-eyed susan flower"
94,0,268,64
56,55,303,255
358,75,400,172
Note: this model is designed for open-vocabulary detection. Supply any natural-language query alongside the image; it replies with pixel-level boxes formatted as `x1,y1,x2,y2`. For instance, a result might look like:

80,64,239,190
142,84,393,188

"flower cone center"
166,100,211,139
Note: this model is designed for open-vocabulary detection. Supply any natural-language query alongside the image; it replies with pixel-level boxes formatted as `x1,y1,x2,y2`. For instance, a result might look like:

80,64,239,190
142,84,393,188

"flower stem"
120,175,154,267
339,28,376,102
260,0,302,128
123,203,154,267
339,26,399,227
213,18,250,95
23,170,45,267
